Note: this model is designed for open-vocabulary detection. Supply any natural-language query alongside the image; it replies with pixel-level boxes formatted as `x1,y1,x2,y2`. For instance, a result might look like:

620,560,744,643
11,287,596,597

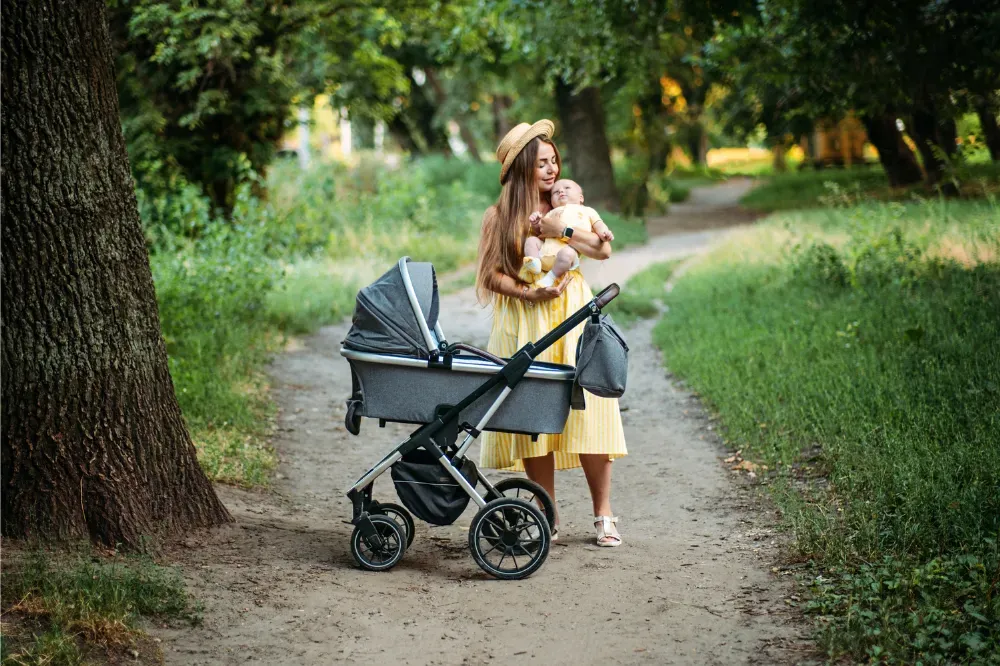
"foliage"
700,0,1000,176
109,0,419,208
150,183,282,486
1,549,193,664
742,163,1000,212
654,198,1000,663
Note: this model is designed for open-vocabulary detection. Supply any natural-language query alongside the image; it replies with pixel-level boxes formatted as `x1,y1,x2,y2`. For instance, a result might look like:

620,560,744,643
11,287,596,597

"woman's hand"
531,210,566,239
527,274,572,302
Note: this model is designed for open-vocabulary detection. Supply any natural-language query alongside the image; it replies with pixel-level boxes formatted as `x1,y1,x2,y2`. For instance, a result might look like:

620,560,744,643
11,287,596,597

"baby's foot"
536,271,559,287
523,257,542,274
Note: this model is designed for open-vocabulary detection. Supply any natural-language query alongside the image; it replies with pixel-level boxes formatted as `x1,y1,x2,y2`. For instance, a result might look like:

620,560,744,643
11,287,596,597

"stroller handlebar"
594,283,620,309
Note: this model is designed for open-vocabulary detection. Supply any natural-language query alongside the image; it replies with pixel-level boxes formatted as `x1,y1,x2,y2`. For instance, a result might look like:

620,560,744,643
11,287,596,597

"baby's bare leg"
524,236,543,258
551,246,579,276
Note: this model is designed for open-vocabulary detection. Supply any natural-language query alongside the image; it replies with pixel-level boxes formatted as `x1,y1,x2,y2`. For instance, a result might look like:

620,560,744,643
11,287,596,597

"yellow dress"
480,267,628,471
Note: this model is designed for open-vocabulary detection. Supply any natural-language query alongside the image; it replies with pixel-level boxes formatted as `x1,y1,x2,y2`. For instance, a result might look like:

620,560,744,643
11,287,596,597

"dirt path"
156,182,810,665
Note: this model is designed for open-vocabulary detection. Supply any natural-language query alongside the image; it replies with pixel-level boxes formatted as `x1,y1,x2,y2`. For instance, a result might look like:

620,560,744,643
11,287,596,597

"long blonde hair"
476,138,561,304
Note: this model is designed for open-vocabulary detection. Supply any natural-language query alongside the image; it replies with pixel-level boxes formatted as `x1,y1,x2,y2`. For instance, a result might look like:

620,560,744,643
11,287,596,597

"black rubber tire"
345,400,362,436
373,502,415,549
469,498,550,580
350,515,406,571
491,478,556,532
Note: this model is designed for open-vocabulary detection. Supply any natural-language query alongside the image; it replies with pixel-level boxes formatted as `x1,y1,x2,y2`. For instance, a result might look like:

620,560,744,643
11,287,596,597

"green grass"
1,549,195,665
742,162,1000,213
603,260,679,326
654,198,1000,664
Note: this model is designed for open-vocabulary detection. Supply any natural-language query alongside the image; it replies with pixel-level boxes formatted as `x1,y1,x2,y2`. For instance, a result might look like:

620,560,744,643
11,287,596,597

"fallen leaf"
731,460,759,472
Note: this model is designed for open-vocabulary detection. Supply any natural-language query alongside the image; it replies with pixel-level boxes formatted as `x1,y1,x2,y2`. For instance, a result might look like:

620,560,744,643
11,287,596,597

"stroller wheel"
491,478,556,532
345,399,362,436
469,498,550,580
351,515,406,571
373,502,416,548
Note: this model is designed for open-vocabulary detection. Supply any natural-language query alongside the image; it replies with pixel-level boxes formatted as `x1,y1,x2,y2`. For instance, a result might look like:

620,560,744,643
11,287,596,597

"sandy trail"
156,181,809,665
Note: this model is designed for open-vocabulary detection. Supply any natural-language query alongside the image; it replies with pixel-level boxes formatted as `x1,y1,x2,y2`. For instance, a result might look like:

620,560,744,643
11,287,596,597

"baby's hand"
597,226,614,242
528,212,543,225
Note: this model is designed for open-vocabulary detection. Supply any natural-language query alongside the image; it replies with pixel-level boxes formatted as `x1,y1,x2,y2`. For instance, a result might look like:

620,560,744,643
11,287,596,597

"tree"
109,0,418,210
2,0,231,547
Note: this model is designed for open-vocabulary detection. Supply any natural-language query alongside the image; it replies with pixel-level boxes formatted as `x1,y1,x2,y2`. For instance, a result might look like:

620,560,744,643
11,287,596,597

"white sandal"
594,516,622,547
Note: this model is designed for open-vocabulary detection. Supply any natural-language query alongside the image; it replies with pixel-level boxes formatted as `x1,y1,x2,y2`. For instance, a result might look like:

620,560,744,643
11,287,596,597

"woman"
476,120,626,547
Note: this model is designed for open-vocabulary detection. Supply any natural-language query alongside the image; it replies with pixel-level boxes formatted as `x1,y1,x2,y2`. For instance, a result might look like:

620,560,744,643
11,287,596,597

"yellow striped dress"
480,267,628,471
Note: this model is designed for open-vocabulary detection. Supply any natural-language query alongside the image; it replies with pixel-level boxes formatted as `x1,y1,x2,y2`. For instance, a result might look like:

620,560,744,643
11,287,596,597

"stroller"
341,258,620,579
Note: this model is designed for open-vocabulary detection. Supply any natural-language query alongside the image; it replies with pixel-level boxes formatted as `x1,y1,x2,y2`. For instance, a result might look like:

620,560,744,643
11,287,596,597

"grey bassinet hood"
344,258,440,357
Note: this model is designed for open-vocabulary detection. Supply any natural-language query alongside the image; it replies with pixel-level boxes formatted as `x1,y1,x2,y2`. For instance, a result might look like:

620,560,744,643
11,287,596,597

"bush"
654,198,1000,663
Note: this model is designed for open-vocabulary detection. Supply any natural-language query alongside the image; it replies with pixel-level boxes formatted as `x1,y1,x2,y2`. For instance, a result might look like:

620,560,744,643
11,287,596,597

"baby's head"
550,179,584,207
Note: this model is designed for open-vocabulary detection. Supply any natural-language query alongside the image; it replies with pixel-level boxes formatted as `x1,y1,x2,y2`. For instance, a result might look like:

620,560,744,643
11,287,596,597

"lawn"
654,198,1000,664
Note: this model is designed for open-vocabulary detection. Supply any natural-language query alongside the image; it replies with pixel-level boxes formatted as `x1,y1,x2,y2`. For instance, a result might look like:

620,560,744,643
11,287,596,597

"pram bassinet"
342,258,575,436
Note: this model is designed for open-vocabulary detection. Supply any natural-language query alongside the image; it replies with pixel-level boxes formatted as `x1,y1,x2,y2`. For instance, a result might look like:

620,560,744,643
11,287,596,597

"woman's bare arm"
488,270,571,302
531,214,612,260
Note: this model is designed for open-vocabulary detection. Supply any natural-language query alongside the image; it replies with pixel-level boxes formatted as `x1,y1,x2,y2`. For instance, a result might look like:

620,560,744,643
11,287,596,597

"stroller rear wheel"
469,498,550,580
351,515,406,571
491,478,556,532
373,502,415,548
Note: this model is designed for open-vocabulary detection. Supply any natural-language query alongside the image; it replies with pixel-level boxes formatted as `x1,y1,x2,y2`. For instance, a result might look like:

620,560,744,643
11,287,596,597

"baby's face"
550,179,584,207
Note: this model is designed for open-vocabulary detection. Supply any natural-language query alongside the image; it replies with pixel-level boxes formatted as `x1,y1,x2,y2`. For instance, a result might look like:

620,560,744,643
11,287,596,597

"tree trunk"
424,69,482,162
1,0,232,548
554,82,620,211
687,124,708,166
860,113,923,187
492,94,513,144
975,101,1000,161
909,102,958,188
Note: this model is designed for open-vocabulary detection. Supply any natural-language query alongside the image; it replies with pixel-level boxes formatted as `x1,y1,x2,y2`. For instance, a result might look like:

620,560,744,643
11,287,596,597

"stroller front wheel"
373,502,416,548
469,498,550,580
351,515,406,571
491,478,556,532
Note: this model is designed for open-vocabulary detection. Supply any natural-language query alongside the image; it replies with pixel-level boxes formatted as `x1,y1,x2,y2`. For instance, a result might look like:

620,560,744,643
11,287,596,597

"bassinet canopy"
344,258,440,357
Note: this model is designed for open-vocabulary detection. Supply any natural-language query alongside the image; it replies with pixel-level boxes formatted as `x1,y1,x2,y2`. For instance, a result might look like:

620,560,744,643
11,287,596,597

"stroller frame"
344,258,620,578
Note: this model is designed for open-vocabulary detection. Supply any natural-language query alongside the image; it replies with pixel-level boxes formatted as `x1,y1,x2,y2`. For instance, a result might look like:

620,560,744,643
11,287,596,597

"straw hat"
496,119,555,184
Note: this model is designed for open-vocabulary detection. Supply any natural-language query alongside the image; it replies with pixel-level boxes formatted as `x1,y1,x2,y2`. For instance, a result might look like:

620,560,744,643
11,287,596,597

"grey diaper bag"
574,313,629,399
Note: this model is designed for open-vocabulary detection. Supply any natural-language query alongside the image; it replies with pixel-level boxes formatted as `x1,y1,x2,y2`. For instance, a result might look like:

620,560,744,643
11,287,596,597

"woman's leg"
578,453,612,517
579,453,620,545
522,452,557,526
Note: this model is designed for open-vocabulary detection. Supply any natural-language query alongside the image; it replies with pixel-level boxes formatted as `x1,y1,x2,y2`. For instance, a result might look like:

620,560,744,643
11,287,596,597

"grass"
602,260,680,326
1,549,195,665
653,197,1000,663
742,162,1000,213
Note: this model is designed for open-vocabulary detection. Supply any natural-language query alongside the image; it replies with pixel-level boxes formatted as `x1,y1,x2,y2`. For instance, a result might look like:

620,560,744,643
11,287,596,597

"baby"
522,179,614,287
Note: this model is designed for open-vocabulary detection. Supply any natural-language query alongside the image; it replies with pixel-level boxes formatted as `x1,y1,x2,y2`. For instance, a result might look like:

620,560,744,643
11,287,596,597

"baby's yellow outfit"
520,204,602,282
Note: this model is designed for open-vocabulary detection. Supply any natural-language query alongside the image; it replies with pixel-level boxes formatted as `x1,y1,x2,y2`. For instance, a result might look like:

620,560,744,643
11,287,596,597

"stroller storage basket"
343,349,574,435
391,448,477,526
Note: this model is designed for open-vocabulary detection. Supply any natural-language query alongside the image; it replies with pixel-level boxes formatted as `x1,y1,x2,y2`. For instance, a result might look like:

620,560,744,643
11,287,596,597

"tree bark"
909,102,958,188
1,0,232,547
554,82,620,211
424,69,482,162
492,94,513,144
975,101,1000,161
860,113,923,187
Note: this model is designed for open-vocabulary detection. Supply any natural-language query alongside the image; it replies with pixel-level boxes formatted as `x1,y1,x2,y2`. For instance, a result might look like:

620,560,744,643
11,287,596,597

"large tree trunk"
909,101,958,189
975,101,1000,161
860,112,924,187
554,82,620,211
1,0,232,548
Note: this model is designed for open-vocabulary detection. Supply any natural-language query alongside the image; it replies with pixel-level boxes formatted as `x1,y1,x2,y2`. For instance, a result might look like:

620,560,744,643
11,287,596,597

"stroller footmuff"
391,448,477,526
342,258,623,580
